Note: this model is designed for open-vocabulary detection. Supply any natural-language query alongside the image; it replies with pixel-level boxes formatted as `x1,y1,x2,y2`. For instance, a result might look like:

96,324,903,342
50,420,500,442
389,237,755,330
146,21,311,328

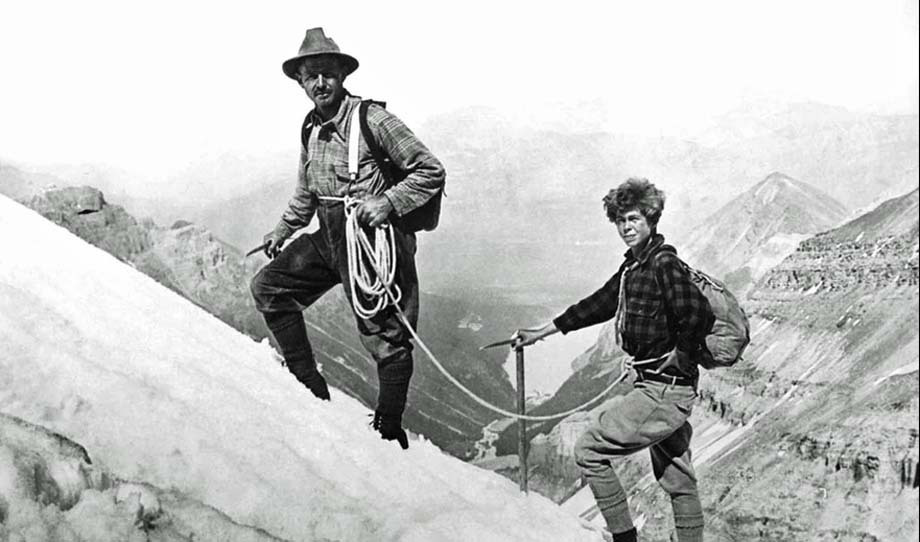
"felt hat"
282,27,359,80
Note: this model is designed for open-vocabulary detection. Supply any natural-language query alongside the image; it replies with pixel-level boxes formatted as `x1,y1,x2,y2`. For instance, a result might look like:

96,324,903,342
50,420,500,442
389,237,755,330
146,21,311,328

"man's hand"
262,230,288,259
355,194,394,228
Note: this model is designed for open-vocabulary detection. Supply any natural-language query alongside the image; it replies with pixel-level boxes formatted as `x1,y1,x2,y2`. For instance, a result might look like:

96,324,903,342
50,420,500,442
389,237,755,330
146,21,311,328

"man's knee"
250,269,268,308
378,351,413,381
358,322,413,363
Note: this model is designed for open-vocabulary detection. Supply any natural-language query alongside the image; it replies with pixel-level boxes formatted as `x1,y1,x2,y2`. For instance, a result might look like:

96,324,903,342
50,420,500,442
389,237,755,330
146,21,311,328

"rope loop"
339,204,627,421
341,196,402,320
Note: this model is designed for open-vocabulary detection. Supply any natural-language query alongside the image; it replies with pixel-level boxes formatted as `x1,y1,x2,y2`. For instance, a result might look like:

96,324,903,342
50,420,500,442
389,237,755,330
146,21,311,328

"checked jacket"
553,233,714,377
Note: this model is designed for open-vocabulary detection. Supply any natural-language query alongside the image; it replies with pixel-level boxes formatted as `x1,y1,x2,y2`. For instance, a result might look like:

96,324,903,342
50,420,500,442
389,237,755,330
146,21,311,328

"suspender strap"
348,105,362,182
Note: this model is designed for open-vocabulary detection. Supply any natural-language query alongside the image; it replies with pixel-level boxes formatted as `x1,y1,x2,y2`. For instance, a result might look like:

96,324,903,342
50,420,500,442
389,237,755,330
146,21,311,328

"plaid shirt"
275,94,445,238
553,234,714,373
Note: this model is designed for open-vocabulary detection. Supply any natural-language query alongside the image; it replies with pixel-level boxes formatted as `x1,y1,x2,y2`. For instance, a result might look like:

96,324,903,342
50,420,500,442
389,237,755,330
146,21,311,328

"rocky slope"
15,186,522,458
503,188,919,541
681,171,849,293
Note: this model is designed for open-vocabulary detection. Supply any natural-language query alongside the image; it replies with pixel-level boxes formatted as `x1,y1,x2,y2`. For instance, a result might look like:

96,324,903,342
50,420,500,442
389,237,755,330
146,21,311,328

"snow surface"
0,195,603,542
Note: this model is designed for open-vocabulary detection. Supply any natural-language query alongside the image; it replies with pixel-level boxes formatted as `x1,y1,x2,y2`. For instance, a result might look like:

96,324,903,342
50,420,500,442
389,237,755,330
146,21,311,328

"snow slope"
0,194,602,542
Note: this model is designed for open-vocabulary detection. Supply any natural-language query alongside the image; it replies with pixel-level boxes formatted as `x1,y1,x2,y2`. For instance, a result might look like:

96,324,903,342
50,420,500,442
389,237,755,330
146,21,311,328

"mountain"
8,102,895,308
501,188,919,541
694,101,919,209
177,102,916,306
0,193,604,541
681,171,849,292
13,185,524,458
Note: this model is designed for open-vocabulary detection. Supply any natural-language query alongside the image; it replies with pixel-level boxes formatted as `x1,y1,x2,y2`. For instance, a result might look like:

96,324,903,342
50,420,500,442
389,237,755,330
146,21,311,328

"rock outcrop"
0,412,284,541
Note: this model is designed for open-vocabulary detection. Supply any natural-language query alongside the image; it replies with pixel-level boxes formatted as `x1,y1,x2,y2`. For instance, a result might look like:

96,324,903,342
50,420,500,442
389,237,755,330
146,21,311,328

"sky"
0,192,608,541
1,0,918,183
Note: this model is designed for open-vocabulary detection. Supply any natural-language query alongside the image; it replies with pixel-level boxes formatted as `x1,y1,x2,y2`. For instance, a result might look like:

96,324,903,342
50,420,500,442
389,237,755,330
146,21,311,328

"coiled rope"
344,198,402,319
336,199,642,422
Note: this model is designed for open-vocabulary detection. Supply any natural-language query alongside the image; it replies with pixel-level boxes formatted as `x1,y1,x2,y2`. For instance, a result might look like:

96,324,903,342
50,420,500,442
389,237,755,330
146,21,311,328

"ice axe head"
479,338,521,351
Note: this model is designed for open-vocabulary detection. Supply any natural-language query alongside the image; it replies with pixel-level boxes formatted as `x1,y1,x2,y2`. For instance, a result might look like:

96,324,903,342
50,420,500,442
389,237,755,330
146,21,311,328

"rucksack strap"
655,248,723,292
301,116,313,151
358,100,393,183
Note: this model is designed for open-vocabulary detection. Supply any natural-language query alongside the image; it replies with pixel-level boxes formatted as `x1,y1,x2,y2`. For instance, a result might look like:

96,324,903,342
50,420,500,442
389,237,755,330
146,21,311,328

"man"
250,27,445,450
513,178,713,542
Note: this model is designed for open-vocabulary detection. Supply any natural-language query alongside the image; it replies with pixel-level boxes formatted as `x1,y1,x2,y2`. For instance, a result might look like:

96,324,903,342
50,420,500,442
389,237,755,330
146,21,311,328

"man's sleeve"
366,106,446,216
274,145,317,239
552,271,622,334
655,252,715,352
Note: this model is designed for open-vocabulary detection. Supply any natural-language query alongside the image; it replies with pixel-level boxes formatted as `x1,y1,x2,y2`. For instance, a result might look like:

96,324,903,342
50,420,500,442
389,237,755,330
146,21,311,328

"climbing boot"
372,411,409,449
264,311,329,401
289,359,330,401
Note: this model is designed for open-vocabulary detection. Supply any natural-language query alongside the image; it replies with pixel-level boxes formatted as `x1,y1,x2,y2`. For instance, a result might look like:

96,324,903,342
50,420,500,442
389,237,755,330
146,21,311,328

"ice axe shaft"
516,346,528,493
479,337,528,492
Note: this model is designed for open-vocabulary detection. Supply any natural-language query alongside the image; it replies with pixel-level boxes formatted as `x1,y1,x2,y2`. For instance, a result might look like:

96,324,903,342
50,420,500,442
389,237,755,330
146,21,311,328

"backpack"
654,247,750,369
301,99,443,233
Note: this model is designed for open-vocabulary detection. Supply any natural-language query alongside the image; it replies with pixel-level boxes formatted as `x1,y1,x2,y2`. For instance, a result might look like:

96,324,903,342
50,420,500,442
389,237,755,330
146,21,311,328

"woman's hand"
651,348,689,374
511,323,560,351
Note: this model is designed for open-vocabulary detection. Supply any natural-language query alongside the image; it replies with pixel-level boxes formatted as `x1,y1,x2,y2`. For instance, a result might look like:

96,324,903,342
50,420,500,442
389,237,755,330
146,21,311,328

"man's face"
615,209,652,251
297,57,347,114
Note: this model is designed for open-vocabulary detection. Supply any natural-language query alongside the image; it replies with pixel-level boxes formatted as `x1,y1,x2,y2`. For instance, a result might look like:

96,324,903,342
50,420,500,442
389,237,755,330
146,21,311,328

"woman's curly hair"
602,178,666,226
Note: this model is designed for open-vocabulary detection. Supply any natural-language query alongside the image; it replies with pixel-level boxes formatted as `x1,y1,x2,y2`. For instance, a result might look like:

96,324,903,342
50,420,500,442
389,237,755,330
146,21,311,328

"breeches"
250,204,419,364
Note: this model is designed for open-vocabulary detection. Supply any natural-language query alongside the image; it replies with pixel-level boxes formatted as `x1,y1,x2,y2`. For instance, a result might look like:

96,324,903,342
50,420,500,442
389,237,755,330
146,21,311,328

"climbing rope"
345,198,402,320
335,201,642,422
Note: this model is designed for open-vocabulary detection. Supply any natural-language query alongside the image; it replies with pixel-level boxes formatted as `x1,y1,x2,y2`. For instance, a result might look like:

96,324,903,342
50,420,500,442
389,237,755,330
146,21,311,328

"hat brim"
282,52,359,80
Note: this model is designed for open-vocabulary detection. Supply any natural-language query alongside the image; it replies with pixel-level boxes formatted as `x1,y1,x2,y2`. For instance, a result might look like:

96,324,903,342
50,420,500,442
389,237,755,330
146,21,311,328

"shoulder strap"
358,100,394,182
654,247,723,291
301,115,314,151
650,245,680,322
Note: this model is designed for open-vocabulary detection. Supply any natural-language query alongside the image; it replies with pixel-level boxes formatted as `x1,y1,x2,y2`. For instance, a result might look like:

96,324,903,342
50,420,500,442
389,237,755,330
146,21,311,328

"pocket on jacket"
626,297,660,318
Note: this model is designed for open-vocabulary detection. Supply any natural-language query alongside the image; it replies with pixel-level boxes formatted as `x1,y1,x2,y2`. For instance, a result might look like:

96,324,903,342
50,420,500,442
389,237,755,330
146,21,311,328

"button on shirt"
553,234,714,375
276,94,446,238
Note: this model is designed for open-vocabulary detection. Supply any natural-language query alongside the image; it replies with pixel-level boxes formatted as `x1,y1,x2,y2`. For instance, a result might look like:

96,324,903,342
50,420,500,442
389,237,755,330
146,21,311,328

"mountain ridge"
681,171,849,287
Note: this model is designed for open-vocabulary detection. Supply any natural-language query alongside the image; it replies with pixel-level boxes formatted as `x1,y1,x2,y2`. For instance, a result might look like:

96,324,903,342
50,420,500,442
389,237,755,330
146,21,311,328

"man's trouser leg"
321,205,420,448
351,229,418,448
574,380,699,541
250,232,339,400
651,421,704,542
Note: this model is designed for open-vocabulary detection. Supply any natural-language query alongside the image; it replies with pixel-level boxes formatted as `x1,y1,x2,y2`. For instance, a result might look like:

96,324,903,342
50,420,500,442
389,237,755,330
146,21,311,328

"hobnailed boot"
287,352,330,401
374,353,412,448
264,311,330,401
372,411,409,450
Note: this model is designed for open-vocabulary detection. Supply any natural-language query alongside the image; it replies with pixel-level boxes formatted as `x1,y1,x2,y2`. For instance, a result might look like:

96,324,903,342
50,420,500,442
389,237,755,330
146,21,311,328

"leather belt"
635,370,696,387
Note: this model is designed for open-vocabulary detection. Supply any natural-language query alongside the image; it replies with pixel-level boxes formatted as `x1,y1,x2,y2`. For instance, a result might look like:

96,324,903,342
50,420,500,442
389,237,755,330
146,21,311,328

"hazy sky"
1,0,917,184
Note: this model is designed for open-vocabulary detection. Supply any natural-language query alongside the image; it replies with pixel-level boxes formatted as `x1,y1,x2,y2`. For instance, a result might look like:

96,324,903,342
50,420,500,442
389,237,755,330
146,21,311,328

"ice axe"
245,241,270,258
481,337,529,493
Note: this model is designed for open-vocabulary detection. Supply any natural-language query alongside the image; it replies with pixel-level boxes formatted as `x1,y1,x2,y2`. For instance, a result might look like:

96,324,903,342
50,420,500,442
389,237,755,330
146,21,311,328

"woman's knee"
574,431,604,472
